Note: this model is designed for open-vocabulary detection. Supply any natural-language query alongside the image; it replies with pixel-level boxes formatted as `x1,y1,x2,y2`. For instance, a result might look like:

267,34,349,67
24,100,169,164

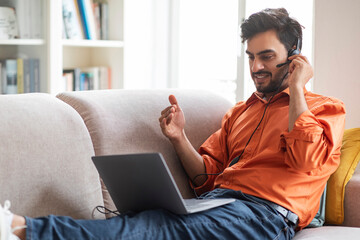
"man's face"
246,30,289,95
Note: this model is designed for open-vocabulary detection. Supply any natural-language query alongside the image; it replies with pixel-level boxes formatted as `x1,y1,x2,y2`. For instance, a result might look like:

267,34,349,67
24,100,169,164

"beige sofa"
0,89,359,239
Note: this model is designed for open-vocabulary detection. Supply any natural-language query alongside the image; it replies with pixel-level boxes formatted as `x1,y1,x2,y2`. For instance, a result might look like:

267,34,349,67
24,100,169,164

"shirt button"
247,147,252,152
225,181,230,185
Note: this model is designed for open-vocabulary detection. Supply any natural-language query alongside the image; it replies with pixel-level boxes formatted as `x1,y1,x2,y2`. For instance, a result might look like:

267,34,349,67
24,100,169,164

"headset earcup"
289,49,300,57
288,38,301,57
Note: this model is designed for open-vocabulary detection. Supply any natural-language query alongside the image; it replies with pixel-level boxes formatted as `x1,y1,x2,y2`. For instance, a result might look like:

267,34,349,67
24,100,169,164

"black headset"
276,38,301,68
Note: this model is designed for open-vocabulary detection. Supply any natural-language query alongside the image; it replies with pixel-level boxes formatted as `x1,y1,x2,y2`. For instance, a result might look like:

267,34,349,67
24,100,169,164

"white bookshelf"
0,0,124,94
62,39,124,48
0,39,45,45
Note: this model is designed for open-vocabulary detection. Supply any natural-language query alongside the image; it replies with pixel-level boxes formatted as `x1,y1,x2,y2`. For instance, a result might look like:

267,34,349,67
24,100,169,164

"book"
1,61,5,93
63,66,111,91
80,67,100,90
100,1,109,40
5,59,17,94
77,0,97,40
0,62,2,94
17,58,24,93
63,0,84,39
32,58,40,92
30,0,42,38
99,66,111,89
0,7,19,39
62,71,74,91
63,68,81,91
93,2,101,40
23,59,31,93
14,0,30,39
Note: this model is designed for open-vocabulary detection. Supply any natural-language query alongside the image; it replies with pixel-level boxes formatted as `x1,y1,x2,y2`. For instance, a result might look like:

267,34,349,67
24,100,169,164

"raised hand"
159,95,186,142
287,54,313,89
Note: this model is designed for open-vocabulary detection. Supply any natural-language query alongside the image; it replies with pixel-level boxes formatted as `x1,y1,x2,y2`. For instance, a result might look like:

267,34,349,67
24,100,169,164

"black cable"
191,94,276,198
94,205,121,217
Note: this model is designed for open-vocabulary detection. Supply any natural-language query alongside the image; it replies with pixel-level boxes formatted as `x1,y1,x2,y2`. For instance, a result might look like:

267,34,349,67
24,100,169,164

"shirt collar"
245,87,308,106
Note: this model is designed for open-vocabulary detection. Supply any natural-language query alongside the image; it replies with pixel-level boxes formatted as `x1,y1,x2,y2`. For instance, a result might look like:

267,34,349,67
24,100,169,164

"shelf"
62,39,124,48
0,39,45,46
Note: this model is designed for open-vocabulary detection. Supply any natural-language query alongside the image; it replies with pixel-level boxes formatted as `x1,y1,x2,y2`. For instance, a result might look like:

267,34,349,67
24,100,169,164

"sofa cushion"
0,93,104,219
57,89,233,214
326,128,360,224
293,226,360,239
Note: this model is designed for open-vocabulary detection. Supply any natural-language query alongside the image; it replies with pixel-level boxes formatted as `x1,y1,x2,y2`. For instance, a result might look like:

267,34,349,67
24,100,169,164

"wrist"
169,129,187,145
289,82,304,93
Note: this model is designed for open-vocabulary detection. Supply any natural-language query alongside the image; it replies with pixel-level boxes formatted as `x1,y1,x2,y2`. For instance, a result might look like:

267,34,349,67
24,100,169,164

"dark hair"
240,8,304,51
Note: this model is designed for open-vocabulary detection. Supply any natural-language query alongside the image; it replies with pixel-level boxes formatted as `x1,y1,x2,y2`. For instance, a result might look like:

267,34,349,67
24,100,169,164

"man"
1,8,345,240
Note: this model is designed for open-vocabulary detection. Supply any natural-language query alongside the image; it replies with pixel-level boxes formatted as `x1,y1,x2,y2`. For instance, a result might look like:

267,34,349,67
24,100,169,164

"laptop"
91,153,235,215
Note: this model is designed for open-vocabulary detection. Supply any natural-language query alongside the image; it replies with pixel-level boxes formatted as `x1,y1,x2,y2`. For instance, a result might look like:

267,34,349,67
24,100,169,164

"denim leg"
25,190,295,240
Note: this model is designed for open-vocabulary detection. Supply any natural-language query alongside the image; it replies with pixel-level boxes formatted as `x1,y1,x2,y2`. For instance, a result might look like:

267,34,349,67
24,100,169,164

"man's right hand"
159,95,185,142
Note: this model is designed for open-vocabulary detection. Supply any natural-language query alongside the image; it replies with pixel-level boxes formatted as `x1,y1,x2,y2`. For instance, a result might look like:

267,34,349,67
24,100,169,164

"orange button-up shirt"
195,88,346,229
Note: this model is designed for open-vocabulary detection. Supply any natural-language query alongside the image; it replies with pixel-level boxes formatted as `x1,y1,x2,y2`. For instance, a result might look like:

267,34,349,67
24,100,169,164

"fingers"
161,106,173,115
288,54,309,64
169,95,178,106
160,114,172,128
159,108,177,126
287,54,314,86
159,95,179,122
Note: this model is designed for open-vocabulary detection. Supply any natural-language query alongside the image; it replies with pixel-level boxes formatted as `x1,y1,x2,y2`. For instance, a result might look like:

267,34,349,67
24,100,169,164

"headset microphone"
276,60,291,68
276,38,301,68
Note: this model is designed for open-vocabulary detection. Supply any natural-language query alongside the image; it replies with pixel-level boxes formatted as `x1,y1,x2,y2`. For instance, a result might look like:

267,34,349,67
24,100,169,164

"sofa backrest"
57,89,233,213
0,93,104,219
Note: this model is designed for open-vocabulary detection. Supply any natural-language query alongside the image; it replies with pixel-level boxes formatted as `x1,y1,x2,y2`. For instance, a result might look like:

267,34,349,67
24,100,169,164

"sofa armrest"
0,93,104,219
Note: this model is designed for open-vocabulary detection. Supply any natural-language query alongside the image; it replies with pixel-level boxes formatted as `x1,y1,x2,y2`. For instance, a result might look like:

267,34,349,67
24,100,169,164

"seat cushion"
294,226,360,239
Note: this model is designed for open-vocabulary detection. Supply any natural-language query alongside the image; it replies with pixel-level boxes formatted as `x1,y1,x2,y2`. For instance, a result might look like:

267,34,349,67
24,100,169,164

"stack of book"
0,58,40,94
62,0,109,40
62,66,111,91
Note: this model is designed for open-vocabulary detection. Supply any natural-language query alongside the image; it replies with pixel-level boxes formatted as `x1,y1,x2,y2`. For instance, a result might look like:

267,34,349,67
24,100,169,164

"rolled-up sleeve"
280,99,346,172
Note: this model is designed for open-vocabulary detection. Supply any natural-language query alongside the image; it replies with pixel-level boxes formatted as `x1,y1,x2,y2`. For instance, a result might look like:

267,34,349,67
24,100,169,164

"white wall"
314,0,360,129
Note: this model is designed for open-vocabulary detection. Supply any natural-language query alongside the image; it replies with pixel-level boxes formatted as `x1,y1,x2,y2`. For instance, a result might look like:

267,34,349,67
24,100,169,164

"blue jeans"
25,189,295,240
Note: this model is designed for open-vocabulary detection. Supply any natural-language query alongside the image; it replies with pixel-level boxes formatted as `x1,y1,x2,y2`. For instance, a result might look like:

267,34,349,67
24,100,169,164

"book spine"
30,0,42,38
74,68,81,91
0,62,2,94
33,58,40,92
100,2,109,40
62,0,84,39
16,58,24,93
107,67,112,89
77,0,91,39
73,0,85,39
5,59,17,94
1,61,6,94
99,66,108,89
93,2,101,40
63,71,74,91
29,59,35,92
15,0,29,39
23,59,31,93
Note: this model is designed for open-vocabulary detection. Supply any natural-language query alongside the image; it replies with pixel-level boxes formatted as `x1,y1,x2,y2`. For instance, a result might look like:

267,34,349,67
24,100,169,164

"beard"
252,66,289,94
